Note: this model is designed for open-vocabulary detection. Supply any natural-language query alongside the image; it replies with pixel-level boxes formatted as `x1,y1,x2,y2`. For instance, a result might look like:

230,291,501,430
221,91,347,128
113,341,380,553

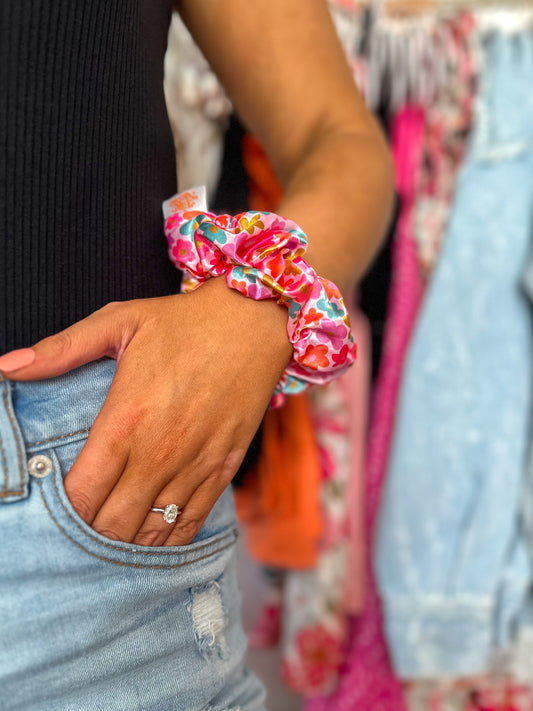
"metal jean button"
28,455,53,479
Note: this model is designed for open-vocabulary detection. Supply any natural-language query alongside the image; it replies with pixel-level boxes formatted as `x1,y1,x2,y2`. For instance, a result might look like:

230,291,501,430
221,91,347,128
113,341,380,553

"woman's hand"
0,278,292,546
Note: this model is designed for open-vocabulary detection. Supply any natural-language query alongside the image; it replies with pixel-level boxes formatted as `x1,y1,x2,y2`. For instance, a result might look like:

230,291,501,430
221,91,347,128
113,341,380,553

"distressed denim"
376,31,533,679
0,359,265,710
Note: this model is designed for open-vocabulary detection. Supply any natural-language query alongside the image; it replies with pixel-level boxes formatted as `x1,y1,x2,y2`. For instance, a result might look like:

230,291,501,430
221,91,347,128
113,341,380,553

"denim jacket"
376,30,533,679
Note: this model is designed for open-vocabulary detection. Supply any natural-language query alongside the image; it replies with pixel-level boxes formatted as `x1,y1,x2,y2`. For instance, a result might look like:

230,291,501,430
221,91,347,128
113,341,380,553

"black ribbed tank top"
0,0,181,352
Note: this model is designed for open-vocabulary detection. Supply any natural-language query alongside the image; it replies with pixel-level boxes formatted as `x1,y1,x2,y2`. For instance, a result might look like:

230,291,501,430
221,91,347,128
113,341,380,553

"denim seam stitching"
0,427,7,496
0,377,13,498
27,428,90,447
0,378,25,497
0,379,10,495
39,480,237,569
43,467,239,554
49,469,237,556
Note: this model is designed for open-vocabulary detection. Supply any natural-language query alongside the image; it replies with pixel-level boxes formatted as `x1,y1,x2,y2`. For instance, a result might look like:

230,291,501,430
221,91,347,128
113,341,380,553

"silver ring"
150,504,182,524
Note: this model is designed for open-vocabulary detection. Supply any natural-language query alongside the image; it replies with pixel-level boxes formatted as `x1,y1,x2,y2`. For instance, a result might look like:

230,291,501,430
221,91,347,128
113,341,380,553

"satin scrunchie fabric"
165,209,356,406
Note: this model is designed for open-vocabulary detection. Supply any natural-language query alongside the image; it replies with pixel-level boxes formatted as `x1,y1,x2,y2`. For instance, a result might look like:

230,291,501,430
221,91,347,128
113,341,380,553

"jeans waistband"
0,359,115,503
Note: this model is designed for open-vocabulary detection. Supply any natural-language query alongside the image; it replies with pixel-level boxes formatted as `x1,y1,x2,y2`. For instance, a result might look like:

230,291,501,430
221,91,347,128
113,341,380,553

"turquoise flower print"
288,300,302,319
179,219,198,237
317,298,344,318
203,223,227,245
231,266,248,281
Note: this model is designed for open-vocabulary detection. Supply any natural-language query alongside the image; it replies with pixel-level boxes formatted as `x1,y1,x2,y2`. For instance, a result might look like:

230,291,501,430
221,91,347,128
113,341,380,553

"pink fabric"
279,304,371,695
245,301,371,696
305,105,426,710
341,299,371,616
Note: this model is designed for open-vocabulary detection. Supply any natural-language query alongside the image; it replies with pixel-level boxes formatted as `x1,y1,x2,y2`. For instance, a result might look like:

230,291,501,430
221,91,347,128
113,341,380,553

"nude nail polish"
0,348,36,372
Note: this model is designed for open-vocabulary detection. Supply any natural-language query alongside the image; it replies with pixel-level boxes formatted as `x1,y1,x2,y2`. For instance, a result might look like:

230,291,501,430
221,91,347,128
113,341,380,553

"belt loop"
0,376,29,503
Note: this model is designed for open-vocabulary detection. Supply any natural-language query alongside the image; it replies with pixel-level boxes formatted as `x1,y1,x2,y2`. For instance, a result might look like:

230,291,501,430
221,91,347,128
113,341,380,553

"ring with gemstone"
150,504,182,524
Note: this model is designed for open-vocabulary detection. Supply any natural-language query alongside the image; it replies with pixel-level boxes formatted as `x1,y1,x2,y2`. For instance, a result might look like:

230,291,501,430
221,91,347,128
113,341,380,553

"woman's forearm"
179,0,394,295
277,122,395,293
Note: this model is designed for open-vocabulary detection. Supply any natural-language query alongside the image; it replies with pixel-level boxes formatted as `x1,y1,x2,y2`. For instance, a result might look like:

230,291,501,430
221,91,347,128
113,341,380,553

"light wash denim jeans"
0,359,265,710
376,31,533,679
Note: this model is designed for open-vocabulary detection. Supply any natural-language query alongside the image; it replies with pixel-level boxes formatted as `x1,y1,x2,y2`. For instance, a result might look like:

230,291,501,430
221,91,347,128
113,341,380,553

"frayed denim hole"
188,579,229,661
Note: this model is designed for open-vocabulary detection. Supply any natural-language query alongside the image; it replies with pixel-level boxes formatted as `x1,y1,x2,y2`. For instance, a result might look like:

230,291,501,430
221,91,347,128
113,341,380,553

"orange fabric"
242,133,283,211
236,134,322,568
234,393,323,569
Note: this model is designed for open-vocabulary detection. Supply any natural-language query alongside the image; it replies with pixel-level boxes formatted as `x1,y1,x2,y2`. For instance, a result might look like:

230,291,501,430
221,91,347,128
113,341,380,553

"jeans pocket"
35,434,238,571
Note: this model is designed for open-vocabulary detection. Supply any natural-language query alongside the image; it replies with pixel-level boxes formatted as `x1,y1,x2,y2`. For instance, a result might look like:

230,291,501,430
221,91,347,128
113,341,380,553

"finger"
63,358,180,528
130,443,242,548
63,413,130,525
158,447,246,547
91,415,239,546
162,476,228,547
60,366,148,525
133,476,211,548
133,504,185,547
88,462,173,543
89,449,206,544
0,302,137,381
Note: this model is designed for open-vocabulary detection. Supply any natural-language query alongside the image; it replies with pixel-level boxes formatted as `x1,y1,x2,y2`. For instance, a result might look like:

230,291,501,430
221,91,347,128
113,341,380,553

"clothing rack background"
356,0,533,7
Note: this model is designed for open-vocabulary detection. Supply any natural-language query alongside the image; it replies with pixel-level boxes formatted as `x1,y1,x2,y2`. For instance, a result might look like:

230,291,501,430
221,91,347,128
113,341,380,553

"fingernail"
0,348,36,372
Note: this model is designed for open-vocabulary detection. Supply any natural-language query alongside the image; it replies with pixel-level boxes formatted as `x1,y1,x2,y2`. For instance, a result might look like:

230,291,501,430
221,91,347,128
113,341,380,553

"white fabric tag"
162,185,207,219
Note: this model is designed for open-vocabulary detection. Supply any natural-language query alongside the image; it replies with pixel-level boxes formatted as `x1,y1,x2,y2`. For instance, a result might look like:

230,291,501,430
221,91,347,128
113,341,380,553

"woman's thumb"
0,302,134,381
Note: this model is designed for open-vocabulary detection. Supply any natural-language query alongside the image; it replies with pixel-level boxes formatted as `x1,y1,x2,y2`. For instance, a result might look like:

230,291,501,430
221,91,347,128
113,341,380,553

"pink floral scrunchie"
165,209,356,407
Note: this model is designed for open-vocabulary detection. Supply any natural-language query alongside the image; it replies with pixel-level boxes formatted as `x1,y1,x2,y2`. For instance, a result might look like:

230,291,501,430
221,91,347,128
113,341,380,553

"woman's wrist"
165,207,357,406
193,276,293,372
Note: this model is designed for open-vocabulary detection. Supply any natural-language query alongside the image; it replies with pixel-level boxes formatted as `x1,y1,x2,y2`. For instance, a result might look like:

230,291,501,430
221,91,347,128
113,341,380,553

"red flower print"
265,254,285,279
214,214,232,230
230,278,248,293
303,307,323,326
282,625,343,694
296,625,342,664
332,343,356,366
320,277,342,301
301,344,330,370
